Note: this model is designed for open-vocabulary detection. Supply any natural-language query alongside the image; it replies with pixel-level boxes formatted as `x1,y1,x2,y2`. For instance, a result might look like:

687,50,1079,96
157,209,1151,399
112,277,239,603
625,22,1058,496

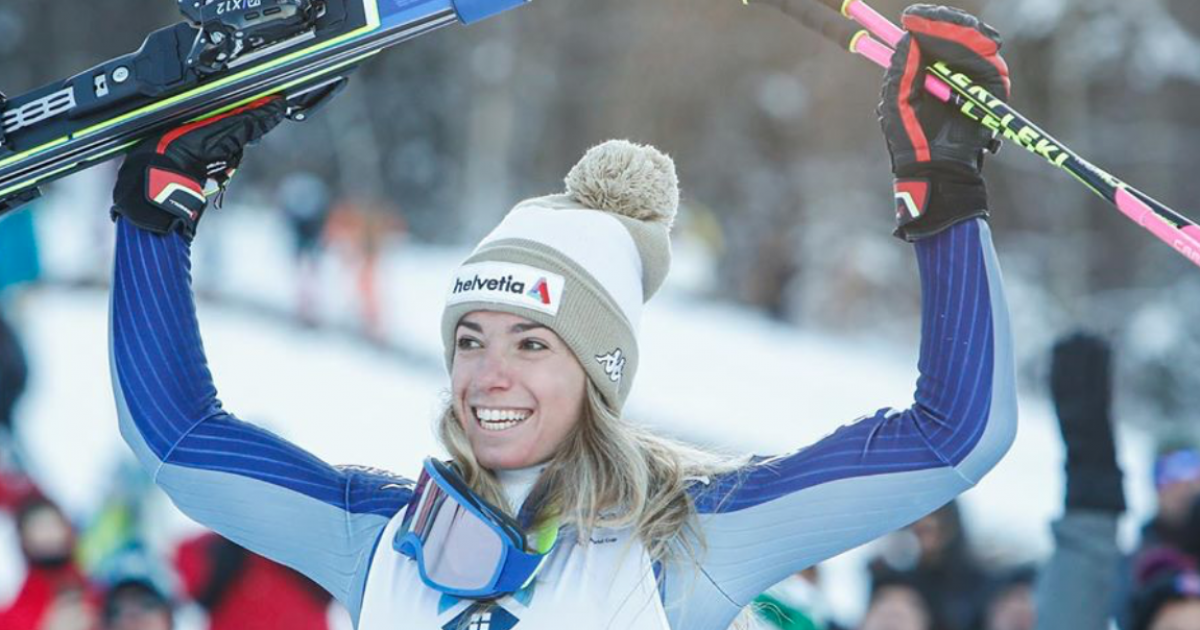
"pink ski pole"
748,0,1200,269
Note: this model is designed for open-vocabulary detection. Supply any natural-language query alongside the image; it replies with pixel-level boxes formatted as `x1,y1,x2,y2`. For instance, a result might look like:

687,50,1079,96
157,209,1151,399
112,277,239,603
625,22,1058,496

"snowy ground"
0,170,1160,626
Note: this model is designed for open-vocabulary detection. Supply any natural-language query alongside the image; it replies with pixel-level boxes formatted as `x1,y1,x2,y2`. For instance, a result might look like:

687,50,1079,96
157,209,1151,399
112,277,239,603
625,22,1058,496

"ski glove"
878,4,1011,242
112,97,287,238
1050,332,1126,514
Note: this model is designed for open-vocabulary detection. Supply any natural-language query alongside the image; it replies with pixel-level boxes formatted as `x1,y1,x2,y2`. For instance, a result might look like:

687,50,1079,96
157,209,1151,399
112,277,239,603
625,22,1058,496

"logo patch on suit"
442,603,520,630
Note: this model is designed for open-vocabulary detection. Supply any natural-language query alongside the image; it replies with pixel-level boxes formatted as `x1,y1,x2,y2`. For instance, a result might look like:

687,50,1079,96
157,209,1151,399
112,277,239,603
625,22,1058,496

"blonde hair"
437,379,744,565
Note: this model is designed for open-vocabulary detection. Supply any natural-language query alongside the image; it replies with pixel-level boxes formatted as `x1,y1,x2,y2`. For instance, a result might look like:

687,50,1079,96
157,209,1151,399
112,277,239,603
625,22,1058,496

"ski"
0,0,527,216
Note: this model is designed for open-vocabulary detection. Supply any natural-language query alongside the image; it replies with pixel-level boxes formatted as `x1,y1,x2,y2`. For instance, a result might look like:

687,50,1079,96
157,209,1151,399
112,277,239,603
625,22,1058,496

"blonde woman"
107,6,1016,629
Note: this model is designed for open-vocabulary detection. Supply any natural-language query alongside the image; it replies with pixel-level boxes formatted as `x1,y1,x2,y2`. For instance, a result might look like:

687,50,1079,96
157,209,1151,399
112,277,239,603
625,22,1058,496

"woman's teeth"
475,408,531,432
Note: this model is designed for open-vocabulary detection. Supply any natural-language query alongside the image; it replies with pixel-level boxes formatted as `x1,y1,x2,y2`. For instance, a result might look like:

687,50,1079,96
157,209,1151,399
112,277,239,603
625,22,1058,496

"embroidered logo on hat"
595,349,626,383
447,262,565,316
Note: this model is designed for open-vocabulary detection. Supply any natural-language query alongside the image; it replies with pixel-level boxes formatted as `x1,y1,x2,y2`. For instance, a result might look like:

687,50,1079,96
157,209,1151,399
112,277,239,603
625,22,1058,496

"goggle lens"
401,465,507,591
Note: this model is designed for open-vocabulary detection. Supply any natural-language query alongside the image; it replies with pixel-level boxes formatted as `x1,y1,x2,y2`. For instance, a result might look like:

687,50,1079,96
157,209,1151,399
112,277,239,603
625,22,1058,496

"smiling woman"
106,9,1018,628
450,312,587,470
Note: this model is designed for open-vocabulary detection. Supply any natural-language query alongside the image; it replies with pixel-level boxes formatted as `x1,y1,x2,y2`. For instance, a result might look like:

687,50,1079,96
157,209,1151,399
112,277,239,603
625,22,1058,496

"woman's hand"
878,4,1010,241
111,96,287,238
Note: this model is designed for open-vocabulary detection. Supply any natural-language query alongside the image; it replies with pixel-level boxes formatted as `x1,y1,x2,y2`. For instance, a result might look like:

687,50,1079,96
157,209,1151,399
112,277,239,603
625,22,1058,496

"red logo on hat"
527,278,551,305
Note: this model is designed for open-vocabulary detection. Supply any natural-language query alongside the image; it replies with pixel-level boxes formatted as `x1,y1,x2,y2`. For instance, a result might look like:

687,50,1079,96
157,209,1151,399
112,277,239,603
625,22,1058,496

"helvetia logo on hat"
447,262,565,316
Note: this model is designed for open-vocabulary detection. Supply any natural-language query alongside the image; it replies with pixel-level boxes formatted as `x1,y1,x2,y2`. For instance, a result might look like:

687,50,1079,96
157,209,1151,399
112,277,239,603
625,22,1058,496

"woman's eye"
520,339,548,351
456,337,481,350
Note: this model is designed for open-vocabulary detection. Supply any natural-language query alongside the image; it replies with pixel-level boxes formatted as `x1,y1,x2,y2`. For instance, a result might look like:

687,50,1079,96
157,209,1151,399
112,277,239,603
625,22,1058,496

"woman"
107,6,1016,629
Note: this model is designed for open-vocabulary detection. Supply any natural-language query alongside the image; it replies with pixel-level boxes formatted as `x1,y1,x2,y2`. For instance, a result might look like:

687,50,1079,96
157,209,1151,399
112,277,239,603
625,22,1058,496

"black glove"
112,97,287,238
878,4,1011,242
1050,332,1126,513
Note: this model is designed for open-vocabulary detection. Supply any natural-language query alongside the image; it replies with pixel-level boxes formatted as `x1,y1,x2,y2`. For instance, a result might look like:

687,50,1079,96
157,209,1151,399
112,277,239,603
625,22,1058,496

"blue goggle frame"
393,458,550,599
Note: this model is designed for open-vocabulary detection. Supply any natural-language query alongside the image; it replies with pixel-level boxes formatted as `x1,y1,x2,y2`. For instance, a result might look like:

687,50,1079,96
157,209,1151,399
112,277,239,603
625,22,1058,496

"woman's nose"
476,349,513,390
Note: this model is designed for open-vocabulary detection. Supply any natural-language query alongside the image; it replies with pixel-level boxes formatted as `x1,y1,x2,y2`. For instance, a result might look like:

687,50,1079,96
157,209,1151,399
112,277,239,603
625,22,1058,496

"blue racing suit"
110,216,1016,629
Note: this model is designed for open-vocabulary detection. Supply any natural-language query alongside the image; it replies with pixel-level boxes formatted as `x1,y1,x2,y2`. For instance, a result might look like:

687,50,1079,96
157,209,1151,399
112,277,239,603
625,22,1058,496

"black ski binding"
284,74,350,122
181,0,322,75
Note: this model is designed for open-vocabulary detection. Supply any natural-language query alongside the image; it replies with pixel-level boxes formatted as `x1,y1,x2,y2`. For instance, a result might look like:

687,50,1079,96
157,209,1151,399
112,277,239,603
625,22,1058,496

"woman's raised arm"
108,100,411,625
662,8,1019,627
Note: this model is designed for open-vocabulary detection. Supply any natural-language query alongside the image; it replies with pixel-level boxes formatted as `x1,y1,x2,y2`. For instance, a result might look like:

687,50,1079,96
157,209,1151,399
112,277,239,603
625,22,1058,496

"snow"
0,174,1161,626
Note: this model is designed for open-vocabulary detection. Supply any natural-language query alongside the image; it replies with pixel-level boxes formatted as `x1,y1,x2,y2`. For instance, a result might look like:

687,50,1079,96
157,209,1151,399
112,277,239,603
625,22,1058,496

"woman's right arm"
110,218,410,624
107,102,409,624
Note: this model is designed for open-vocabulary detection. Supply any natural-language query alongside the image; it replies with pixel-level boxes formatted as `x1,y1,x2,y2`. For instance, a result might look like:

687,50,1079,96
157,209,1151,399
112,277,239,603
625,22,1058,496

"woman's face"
452,311,587,470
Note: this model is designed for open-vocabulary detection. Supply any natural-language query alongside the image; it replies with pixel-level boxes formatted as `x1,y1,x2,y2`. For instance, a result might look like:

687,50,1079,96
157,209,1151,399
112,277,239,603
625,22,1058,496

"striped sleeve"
108,219,412,624
663,219,1017,628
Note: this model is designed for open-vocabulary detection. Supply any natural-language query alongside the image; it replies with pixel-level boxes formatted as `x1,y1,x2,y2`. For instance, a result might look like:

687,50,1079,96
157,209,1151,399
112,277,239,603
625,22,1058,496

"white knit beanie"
441,140,678,411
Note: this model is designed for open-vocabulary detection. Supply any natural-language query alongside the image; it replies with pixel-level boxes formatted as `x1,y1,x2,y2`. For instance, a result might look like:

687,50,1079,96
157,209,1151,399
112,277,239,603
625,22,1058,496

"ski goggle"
393,458,556,599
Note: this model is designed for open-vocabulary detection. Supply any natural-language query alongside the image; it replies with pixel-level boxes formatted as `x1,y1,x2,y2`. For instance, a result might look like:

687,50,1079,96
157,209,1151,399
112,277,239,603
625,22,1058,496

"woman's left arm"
664,8,1018,621
677,218,1014,611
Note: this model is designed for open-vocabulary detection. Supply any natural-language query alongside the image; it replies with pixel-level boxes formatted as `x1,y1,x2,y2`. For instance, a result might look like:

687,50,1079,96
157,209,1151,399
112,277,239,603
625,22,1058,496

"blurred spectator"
324,197,405,343
754,566,837,630
865,332,1127,630
0,310,28,439
868,501,986,630
277,172,333,327
101,580,171,630
174,532,333,630
0,466,37,510
0,202,43,305
0,495,99,630
980,566,1035,630
1139,447,1200,561
0,202,39,464
1128,552,1200,630
1030,332,1125,630
859,570,941,630
95,546,174,630
78,461,157,575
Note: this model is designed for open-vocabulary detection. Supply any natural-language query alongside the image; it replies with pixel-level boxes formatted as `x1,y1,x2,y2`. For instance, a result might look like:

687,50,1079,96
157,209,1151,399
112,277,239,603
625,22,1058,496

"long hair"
437,379,744,566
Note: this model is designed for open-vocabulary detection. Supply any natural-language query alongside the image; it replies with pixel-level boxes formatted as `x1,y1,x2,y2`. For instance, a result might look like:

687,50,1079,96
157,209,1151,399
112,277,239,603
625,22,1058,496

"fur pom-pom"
564,140,679,227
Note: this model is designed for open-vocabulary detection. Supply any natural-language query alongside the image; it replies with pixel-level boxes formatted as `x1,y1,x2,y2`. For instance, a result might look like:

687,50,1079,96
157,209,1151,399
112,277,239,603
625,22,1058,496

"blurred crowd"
0,185,400,630
752,334,1200,630
0,466,345,630
1,187,1198,630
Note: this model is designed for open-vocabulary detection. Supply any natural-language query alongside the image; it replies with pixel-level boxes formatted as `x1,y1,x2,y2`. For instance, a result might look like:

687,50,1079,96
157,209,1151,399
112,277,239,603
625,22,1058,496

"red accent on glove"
157,96,280,155
147,168,203,197
898,40,930,163
895,179,930,220
902,15,1012,97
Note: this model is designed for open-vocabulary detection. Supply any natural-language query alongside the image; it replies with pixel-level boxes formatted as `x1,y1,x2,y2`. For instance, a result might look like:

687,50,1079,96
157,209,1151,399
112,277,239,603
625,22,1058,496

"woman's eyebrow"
512,323,549,334
457,321,483,333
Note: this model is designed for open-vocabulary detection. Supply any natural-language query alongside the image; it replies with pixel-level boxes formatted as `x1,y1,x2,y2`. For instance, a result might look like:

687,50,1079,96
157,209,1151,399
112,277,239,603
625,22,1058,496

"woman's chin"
472,444,544,471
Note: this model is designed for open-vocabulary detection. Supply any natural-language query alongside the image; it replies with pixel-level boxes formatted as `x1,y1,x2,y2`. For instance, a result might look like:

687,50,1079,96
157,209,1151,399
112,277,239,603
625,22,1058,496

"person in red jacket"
0,495,99,630
173,532,334,630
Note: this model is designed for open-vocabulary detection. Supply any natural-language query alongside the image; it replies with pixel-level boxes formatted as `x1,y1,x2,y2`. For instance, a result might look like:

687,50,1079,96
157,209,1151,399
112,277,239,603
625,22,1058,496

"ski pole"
747,0,957,101
746,0,1200,270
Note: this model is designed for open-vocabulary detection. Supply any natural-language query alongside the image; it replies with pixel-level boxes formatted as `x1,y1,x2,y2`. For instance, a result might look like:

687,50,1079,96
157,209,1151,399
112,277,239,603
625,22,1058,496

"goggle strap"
493,545,548,594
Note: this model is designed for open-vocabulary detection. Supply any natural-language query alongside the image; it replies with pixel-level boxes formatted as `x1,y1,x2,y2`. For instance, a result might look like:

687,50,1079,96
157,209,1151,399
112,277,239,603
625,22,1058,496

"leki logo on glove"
448,262,564,316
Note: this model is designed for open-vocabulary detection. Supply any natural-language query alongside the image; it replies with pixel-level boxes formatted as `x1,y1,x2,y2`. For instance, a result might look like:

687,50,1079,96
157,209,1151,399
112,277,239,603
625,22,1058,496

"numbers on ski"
182,0,323,75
